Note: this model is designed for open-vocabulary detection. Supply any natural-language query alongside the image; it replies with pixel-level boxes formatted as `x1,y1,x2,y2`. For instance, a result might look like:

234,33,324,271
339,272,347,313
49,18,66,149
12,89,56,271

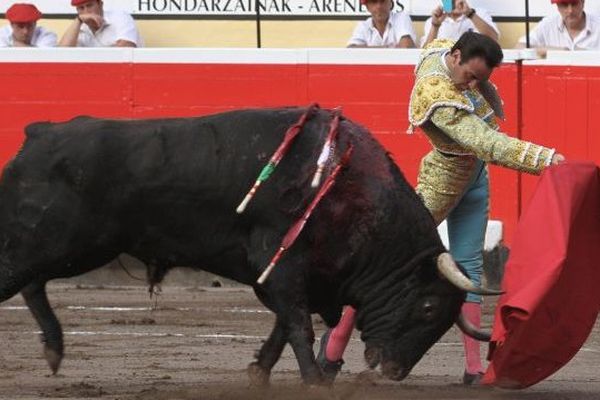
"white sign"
3,0,600,17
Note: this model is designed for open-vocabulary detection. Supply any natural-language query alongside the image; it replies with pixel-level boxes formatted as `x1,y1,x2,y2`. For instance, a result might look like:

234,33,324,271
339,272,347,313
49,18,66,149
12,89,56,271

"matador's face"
447,51,493,91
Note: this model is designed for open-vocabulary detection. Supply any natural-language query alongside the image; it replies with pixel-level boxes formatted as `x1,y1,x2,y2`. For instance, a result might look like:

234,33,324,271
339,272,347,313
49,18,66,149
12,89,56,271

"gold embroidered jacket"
408,39,555,223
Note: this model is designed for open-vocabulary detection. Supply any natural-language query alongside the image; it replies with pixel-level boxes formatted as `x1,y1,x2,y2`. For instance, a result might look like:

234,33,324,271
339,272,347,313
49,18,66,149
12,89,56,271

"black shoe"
316,330,344,383
462,371,484,386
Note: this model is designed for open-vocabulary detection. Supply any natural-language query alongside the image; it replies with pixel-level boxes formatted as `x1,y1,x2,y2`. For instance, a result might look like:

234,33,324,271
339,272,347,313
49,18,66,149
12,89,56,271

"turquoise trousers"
447,159,489,303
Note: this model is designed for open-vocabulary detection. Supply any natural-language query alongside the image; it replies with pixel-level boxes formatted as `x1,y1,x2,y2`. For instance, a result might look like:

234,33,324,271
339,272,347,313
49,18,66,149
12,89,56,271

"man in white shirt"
348,0,416,48
59,0,142,47
0,3,56,47
517,0,600,57
421,0,499,47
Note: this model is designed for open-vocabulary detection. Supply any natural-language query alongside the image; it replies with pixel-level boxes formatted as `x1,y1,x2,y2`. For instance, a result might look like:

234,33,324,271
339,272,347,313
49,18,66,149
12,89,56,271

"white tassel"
257,262,275,284
311,166,324,188
236,194,252,214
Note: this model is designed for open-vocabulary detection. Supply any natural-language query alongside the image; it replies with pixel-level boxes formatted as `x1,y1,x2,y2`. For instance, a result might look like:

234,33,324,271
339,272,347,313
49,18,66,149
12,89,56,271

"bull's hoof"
316,330,343,384
247,362,270,386
355,369,381,385
305,383,338,399
43,346,63,375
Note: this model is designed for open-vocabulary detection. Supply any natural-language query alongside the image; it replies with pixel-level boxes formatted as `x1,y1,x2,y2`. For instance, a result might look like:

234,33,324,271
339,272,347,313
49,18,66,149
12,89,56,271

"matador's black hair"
451,31,504,69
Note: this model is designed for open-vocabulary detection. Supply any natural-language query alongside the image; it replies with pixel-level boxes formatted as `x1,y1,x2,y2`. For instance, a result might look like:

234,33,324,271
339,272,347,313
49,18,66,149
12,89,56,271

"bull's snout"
381,360,410,381
364,344,411,381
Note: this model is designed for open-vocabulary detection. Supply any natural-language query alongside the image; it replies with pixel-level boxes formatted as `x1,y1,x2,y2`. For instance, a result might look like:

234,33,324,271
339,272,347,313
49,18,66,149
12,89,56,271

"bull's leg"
284,305,323,384
0,262,33,304
248,317,287,386
265,278,323,385
21,280,63,374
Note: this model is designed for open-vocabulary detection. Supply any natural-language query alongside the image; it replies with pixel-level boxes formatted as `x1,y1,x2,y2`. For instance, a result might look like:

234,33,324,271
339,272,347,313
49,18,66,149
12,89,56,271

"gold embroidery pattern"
430,108,552,174
409,74,473,127
424,38,455,50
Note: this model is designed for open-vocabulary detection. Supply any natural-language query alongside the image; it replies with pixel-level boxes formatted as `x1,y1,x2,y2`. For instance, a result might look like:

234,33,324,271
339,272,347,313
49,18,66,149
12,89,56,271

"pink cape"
482,162,600,389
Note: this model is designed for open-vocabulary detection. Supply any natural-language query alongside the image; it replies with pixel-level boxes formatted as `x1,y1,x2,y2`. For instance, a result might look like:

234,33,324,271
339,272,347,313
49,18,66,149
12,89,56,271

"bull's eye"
421,298,439,320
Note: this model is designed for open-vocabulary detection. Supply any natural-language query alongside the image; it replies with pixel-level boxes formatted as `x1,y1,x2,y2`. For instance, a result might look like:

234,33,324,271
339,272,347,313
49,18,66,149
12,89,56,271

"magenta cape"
482,162,600,389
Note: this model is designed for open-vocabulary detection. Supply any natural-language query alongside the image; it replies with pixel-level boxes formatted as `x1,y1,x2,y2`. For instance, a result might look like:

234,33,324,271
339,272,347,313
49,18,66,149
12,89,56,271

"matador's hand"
551,153,565,165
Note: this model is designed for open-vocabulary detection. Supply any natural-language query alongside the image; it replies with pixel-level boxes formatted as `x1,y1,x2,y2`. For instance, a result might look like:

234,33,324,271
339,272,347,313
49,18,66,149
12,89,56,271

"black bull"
0,107,472,384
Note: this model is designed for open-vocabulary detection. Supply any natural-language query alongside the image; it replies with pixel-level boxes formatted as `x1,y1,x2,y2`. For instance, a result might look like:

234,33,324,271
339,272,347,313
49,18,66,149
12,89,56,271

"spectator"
421,0,499,47
517,0,600,57
347,0,416,48
0,3,56,47
59,0,142,47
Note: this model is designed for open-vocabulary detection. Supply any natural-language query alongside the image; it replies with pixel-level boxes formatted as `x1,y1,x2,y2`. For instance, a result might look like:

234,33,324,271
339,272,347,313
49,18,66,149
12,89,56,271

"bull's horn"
456,313,491,342
436,253,503,295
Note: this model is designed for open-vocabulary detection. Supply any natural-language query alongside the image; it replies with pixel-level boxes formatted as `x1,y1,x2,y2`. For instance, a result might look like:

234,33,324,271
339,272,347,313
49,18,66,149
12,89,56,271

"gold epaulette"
409,74,473,127
424,38,455,50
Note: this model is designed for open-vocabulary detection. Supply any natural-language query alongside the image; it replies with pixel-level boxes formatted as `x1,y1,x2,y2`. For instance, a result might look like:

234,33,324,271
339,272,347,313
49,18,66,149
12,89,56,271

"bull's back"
13,109,330,211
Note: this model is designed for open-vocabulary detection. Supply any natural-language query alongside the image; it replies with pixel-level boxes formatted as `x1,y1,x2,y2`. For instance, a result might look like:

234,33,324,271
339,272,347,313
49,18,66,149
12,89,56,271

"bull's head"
358,252,499,381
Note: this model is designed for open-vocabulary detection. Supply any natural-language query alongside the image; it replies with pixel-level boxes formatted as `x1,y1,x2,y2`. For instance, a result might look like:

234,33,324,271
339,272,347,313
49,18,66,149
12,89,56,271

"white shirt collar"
448,14,467,24
369,17,391,32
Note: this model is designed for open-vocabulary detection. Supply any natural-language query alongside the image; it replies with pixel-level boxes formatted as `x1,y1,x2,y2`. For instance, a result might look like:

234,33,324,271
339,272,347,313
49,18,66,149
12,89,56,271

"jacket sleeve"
430,106,555,174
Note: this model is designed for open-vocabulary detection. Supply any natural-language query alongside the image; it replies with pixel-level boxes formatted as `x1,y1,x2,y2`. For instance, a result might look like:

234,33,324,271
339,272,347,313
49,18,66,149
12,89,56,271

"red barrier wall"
521,63,600,210
0,49,597,246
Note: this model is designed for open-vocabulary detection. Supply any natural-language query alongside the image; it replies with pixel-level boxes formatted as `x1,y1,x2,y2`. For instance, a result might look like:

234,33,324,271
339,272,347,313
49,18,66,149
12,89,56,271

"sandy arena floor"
0,284,599,400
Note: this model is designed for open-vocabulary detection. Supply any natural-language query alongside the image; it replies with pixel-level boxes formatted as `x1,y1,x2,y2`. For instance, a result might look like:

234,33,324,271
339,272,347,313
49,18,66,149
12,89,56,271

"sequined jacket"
408,39,555,223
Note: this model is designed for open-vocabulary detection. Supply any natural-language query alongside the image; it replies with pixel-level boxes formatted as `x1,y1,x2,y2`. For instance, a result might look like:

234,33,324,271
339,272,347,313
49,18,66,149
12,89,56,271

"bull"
0,106,495,384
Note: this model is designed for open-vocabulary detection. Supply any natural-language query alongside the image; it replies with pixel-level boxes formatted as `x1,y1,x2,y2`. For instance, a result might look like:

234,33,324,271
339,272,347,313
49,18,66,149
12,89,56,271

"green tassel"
258,163,276,182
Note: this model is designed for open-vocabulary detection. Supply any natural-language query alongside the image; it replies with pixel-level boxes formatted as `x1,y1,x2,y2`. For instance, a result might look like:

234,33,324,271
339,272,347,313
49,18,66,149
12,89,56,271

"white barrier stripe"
0,48,549,65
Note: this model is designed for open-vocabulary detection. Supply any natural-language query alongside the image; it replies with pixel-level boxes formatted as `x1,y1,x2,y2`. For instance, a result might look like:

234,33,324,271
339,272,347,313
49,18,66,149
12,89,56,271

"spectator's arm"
471,13,498,41
112,12,140,47
12,38,32,47
469,12,499,42
422,25,440,48
397,35,416,48
114,39,136,47
347,21,368,48
421,10,446,48
58,17,83,47
454,2,498,41
515,44,568,58
515,16,562,57
396,12,417,48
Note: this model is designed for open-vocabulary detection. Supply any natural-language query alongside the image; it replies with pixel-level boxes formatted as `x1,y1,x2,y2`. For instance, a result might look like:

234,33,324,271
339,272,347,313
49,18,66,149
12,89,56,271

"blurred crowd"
1,0,598,58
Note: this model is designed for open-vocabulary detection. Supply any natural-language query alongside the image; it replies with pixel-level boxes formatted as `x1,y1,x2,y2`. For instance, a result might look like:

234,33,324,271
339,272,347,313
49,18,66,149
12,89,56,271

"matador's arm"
430,107,555,174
